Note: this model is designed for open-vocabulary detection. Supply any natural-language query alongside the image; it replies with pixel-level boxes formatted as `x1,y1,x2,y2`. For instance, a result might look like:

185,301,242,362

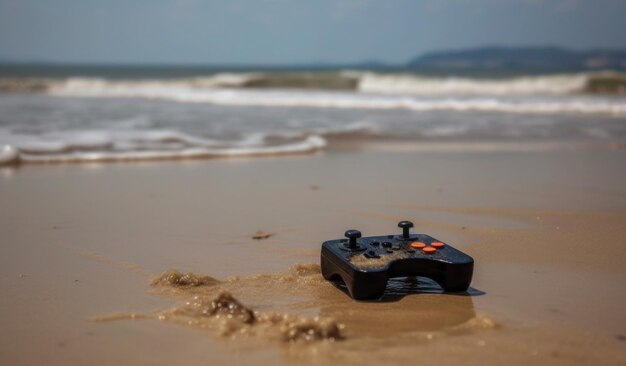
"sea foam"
0,130,326,166
1,71,623,116
44,81,626,116
353,72,589,95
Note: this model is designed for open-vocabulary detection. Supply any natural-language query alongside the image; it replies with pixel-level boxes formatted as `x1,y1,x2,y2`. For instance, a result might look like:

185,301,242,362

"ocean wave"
2,71,626,96
0,72,355,93
46,84,626,116
352,72,590,95
0,130,326,166
1,72,625,117
0,73,257,93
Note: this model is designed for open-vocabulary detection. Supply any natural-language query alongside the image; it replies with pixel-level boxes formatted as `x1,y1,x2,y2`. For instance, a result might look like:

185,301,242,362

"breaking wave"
1,71,625,96
44,84,626,116
0,130,326,166
0,71,621,116
353,72,591,95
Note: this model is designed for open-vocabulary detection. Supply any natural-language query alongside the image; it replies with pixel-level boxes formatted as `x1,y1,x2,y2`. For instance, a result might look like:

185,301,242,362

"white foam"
0,145,19,165
0,129,326,166
353,72,589,95
57,73,256,93
48,80,626,116
184,93,626,116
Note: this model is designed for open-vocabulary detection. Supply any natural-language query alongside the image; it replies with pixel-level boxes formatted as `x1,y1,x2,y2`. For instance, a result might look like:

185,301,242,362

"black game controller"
321,221,474,300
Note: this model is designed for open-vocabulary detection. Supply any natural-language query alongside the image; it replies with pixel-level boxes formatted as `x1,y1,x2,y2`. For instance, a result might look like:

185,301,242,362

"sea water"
1,66,625,165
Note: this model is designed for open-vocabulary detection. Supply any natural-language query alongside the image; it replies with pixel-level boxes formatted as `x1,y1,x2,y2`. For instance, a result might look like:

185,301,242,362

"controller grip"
321,258,388,300
388,259,474,292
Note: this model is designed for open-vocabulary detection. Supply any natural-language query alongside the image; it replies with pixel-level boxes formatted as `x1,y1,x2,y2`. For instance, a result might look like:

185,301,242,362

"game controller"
320,221,474,300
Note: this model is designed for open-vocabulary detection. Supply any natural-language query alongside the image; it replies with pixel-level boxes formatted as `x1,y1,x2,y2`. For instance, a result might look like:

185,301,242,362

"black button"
382,242,392,248
371,241,380,246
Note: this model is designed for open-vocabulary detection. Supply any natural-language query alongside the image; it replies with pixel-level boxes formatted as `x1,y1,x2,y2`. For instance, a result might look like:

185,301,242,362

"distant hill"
408,46,626,71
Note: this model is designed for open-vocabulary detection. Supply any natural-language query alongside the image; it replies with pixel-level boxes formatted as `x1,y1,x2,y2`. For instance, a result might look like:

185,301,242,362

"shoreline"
2,137,625,167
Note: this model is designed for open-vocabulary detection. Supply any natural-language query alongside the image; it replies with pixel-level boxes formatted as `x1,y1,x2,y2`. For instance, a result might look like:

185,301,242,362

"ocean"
1,65,625,165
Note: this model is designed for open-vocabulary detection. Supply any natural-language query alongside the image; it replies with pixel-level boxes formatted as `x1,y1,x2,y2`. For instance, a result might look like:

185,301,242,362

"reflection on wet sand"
323,276,482,337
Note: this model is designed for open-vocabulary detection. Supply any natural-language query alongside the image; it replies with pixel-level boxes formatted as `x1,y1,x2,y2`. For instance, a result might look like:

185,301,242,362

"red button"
411,241,426,249
422,247,437,254
431,242,445,248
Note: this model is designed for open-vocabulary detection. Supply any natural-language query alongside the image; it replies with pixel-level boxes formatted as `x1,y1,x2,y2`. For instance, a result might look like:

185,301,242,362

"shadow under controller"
321,221,474,300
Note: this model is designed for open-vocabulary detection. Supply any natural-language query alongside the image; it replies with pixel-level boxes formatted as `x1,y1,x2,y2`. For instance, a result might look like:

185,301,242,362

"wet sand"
1,145,626,365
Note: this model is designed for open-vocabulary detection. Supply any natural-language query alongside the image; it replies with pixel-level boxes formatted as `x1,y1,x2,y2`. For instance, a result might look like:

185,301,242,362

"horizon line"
2,44,626,68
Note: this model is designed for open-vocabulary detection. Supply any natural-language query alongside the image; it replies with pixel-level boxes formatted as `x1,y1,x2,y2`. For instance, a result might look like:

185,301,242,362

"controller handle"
344,229,362,248
398,221,413,239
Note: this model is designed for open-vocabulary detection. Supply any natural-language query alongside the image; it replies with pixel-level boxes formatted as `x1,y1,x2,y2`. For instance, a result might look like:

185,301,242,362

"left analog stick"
344,229,362,248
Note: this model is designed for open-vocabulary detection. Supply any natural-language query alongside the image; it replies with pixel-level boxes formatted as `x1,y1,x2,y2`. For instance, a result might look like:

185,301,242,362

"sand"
1,145,625,365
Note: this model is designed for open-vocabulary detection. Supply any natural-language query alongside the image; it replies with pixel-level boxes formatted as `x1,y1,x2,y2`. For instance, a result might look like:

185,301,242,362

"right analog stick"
398,220,414,239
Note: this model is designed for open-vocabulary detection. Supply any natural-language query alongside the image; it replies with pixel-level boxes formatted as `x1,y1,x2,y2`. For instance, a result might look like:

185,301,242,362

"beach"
1,143,625,365
2,0,626,363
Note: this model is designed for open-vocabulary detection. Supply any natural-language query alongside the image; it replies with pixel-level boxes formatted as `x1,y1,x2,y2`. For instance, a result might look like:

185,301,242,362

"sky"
1,0,626,65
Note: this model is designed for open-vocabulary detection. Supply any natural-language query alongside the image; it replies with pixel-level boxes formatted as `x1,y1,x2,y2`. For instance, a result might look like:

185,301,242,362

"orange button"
411,241,426,249
422,247,437,254
431,242,445,248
